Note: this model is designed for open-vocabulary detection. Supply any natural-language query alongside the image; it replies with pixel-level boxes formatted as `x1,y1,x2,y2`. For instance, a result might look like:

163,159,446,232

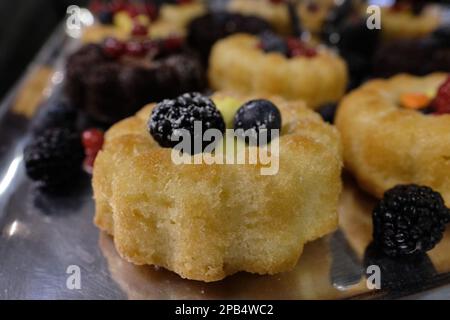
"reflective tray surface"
0,24,450,300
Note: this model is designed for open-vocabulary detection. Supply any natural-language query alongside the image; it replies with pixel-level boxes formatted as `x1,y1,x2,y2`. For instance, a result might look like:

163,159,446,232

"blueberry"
317,103,338,124
233,99,282,145
98,10,114,25
259,32,288,56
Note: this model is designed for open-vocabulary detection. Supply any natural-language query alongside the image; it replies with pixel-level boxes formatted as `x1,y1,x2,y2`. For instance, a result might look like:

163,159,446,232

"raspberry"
373,184,450,257
432,75,450,115
149,92,225,153
24,128,84,189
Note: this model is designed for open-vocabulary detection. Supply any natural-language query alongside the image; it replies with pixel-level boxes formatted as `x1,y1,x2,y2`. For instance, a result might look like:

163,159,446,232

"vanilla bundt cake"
227,0,336,35
82,0,205,43
335,73,450,205
209,33,348,109
93,92,342,282
380,3,441,40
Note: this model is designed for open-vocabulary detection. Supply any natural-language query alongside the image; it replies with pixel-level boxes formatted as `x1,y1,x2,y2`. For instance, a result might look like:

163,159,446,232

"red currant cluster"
286,37,317,58
82,128,105,173
102,36,184,58
90,0,158,20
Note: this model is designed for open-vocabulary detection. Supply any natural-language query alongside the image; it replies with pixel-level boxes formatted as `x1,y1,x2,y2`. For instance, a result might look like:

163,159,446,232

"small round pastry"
82,0,204,43
65,37,206,124
187,12,273,63
227,0,336,35
209,33,348,109
93,92,342,282
335,73,450,206
380,2,441,41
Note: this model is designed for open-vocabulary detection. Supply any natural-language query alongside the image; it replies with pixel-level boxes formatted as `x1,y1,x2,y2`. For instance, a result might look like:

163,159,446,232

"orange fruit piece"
400,92,431,110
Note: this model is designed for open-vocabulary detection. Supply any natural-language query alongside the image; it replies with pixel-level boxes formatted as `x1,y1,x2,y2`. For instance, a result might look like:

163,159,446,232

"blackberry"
233,99,282,145
259,31,288,56
148,92,225,153
31,101,78,136
373,184,450,257
24,128,84,189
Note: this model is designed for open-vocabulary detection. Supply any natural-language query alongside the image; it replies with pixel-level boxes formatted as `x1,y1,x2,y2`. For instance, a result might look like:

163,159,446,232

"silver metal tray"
1,24,450,300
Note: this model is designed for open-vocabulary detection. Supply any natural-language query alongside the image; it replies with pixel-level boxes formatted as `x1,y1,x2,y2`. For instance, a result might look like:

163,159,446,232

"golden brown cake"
82,1,204,43
335,73,450,206
93,92,342,282
209,34,348,109
227,0,335,34
381,5,441,41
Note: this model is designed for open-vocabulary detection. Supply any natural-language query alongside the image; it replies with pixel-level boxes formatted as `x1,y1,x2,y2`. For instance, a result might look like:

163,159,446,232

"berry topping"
82,128,104,154
131,22,148,37
432,76,450,115
149,93,225,152
233,99,282,145
400,92,431,110
24,128,84,189
82,128,104,173
103,37,125,58
259,32,288,56
306,1,319,13
163,36,184,52
373,184,450,257
31,101,78,136
98,10,114,25
125,40,146,57
317,102,337,124
287,37,317,58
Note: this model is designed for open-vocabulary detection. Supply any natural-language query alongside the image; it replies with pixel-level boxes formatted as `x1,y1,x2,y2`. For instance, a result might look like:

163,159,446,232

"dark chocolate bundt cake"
65,37,206,124
187,12,273,63
373,25,450,78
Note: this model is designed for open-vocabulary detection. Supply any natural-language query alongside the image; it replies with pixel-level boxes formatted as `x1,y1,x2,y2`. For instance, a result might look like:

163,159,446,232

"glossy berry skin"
131,23,148,37
432,76,450,115
82,128,104,154
98,10,114,25
373,184,450,257
103,38,125,58
233,99,282,145
149,93,225,153
287,38,317,58
259,32,288,56
125,40,146,57
24,128,84,189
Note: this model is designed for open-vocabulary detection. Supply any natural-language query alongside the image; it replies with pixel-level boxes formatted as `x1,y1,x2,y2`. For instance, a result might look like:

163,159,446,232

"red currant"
432,76,450,115
125,40,147,57
103,37,125,58
163,36,183,52
131,22,148,37
82,128,104,151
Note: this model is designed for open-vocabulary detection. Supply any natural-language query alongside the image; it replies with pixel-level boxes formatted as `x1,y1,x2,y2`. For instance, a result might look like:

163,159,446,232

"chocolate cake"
65,37,206,124
187,12,273,63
